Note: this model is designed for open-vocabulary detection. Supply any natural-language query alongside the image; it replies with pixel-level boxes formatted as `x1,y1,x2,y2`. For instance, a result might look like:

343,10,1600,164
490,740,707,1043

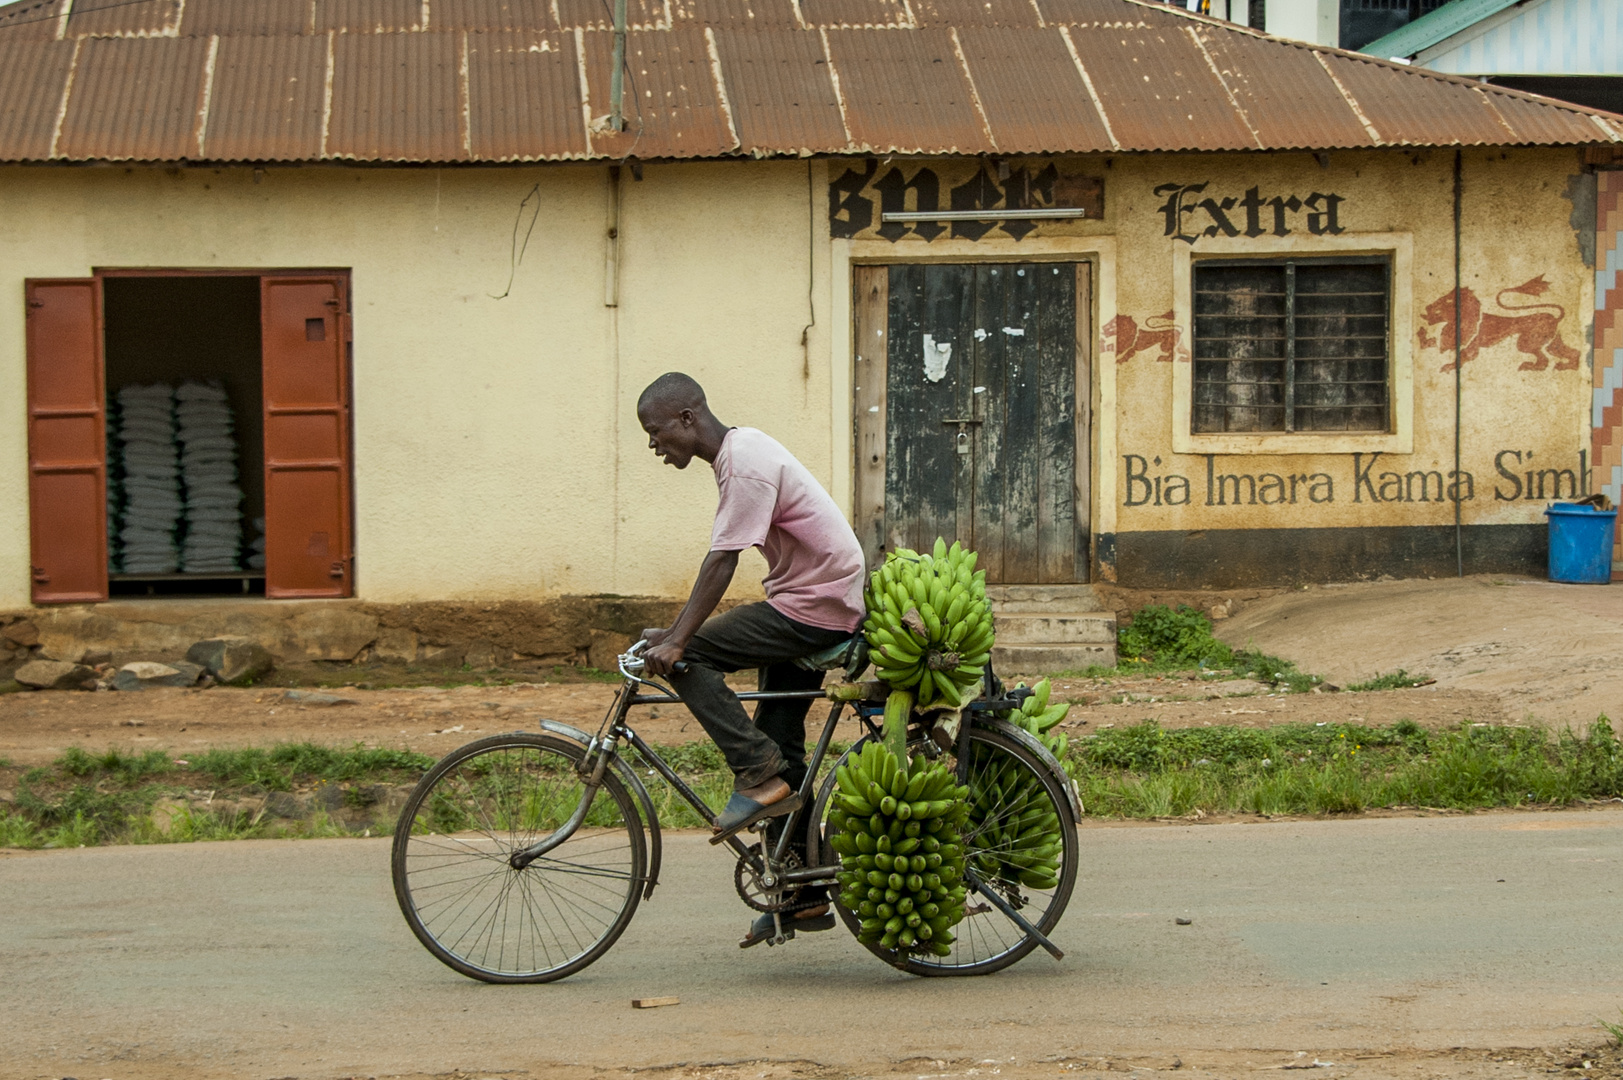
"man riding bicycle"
636,371,866,948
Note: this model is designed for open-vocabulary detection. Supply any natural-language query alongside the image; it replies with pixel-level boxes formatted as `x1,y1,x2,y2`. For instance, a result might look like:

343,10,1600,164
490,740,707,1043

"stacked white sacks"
175,381,244,573
115,384,182,573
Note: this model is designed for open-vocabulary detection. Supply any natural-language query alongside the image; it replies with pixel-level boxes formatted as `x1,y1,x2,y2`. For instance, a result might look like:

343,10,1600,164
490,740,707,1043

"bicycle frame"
507,642,1068,959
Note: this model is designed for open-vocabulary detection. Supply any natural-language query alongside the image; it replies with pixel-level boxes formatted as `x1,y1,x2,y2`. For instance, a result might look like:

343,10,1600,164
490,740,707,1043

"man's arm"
642,548,740,675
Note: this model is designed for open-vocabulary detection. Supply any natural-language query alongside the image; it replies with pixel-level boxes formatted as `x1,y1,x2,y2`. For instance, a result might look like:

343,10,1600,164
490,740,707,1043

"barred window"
1192,258,1390,434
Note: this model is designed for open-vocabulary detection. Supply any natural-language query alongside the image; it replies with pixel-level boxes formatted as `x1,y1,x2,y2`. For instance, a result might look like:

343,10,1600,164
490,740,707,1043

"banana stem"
883,688,912,776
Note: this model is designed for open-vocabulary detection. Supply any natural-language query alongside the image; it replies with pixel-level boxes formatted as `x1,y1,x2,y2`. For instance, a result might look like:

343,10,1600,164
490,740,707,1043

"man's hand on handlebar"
644,639,686,676
640,627,670,648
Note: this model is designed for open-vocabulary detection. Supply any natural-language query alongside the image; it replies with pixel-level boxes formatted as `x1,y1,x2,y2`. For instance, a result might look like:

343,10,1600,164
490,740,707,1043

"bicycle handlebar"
618,639,688,679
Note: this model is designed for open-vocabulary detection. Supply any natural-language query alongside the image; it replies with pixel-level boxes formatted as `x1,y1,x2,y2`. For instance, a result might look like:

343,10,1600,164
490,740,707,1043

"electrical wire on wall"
490,184,541,299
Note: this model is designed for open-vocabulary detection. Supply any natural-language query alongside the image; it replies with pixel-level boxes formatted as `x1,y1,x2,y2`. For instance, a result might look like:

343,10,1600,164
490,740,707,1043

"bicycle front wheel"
820,724,1077,977
392,732,646,983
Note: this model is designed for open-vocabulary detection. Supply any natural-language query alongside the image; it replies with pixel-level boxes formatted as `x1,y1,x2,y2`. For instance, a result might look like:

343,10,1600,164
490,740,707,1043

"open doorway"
103,276,265,597
24,271,354,603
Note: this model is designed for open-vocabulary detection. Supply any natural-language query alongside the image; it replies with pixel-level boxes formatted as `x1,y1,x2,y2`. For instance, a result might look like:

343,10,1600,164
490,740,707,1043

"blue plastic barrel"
1544,503,1618,584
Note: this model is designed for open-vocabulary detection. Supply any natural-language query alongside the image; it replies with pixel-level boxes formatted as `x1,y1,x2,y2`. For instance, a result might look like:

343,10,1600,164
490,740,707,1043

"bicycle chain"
732,849,827,914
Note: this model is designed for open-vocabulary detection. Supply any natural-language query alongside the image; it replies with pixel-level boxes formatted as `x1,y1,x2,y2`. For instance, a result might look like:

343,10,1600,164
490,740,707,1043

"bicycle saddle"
792,633,870,680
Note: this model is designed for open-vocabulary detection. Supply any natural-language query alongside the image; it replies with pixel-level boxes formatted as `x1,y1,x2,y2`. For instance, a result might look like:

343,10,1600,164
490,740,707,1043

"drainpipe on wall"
605,165,621,307
609,0,628,132
1453,149,1464,577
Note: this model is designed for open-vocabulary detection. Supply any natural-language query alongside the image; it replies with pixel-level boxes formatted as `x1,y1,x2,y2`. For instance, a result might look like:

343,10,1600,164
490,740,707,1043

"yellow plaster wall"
0,148,1595,608
1102,148,1592,534
0,161,829,608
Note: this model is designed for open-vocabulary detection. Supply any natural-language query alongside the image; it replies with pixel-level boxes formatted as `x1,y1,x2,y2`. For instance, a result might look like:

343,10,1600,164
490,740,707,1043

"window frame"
1171,233,1414,456
1191,253,1392,436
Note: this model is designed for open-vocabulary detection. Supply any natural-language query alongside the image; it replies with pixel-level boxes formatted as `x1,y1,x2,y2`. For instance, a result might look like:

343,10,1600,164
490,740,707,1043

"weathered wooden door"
853,263,1090,584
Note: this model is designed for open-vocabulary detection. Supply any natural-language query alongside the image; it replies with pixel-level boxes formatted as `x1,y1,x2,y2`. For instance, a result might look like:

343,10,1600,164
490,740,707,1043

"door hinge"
31,565,49,584
329,560,347,580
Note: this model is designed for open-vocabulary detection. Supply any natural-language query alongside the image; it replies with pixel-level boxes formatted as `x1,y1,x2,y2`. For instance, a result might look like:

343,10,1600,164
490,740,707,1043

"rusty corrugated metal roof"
0,0,65,39
465,30,589,159
433,0,552,33
801,0,911,30
328,31,466,159
0,37,74,157
184,0,309,35
67,0,181,37
824,27,995,154
204,34,327,159
955,27,1111,153
55,35,209,160
580,26,739,158
1071,21,1258,150
709,27,848,152
1193,23,1375,150
0,0,1617,164
670,0,801,27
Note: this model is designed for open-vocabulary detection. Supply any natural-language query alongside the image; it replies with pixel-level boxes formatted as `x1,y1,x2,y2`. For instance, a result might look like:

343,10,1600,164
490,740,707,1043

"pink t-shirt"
709,427,866,633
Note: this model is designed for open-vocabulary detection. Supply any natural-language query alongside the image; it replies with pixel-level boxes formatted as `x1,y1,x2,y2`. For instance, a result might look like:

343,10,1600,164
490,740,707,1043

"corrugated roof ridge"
1184,22,1261,150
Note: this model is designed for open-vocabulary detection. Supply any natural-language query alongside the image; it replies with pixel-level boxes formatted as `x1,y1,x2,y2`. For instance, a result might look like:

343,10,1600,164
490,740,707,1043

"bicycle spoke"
395,735,644,981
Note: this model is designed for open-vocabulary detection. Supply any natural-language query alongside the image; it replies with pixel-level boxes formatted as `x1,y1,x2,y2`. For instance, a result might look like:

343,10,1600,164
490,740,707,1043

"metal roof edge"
1359,0,1523,61
1299,36,1623,133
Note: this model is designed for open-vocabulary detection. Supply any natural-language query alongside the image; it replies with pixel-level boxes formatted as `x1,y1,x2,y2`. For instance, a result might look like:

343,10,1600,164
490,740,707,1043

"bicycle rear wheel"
392,732,646,983
818,724,1077,977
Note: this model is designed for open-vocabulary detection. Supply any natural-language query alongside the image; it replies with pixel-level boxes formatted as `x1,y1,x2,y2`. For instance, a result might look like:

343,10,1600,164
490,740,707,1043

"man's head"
637,372,717,470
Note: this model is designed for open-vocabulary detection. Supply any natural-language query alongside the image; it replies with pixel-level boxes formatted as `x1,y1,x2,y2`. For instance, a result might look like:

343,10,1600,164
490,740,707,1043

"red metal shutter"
25,279,108,603
261,275,353,598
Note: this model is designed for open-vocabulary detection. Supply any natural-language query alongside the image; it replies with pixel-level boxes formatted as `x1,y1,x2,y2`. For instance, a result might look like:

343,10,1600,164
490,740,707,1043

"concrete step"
993,642,1117,674
984,583,1105,613
992,612,1116,645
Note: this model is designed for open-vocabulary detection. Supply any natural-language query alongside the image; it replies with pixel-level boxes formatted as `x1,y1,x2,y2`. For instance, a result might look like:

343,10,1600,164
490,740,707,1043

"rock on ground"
12,659,94,690
185,637,275,686
114,661,203,691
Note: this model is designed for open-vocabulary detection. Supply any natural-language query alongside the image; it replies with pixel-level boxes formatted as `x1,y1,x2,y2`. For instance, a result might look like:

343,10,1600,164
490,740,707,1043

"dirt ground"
16,1045,1621,1080
0,575,1615,767
1214,574,1622,727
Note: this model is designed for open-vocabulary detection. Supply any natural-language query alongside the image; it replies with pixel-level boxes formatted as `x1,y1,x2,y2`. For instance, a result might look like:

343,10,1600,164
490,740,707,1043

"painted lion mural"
1104,310,1188,364
1418,275,1581,372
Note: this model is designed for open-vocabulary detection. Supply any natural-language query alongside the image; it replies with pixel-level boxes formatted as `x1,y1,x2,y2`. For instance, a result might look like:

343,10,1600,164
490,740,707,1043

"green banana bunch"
1005,678,1077,781
827,736,971,957
861,537,994,710
967,679,1072,893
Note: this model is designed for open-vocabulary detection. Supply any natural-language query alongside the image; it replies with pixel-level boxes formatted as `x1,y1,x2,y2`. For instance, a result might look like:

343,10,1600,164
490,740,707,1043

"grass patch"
185,744,434,791
0,742,436,849
1070,717,1623,818
7,716,1615,849
1060,604,1323,693
1602,1010,1623,1047
0,737,847,847
1345,669,1433,692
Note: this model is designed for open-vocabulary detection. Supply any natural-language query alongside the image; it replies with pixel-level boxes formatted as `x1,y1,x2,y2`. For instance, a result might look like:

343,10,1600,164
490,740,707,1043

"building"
0,0,1618,669
1362,0,1623,114
1139,0,1451,51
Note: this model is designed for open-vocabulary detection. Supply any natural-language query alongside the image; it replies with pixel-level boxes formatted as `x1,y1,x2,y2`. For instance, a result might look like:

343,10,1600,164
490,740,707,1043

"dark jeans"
669,601,852,792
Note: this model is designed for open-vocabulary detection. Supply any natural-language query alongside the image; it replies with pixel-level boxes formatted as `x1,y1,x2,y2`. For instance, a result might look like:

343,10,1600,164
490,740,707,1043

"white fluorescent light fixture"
880,208,1087,223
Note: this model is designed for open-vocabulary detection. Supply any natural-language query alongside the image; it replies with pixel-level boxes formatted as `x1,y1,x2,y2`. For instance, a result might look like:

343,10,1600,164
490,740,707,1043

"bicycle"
391,637,1080,982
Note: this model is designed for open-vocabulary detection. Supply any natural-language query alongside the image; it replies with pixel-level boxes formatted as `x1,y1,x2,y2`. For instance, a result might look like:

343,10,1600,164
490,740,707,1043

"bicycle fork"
508,733,616,871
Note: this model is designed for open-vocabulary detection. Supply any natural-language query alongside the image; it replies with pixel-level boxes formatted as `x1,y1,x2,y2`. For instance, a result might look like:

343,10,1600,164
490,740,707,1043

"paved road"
3,810,1621,1080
